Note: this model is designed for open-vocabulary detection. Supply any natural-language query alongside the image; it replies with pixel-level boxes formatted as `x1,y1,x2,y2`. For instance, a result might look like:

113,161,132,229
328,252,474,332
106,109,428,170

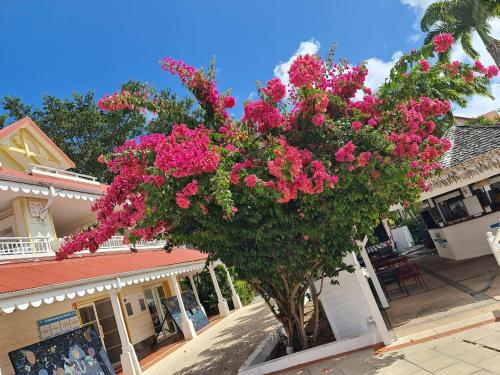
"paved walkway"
144,300,279,375
280,321,500,375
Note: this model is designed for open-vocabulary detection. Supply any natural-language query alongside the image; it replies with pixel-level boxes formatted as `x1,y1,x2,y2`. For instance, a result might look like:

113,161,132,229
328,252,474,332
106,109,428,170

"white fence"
487,220,500,266
0,237,54,258
0,235,166,260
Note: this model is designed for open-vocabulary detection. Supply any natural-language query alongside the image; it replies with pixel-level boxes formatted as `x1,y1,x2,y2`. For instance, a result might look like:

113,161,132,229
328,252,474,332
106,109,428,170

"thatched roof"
427,124,500,189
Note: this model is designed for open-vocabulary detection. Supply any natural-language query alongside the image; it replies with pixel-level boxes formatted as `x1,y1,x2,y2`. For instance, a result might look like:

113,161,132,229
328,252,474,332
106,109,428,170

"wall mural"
162,290,209,334
9,326,115,375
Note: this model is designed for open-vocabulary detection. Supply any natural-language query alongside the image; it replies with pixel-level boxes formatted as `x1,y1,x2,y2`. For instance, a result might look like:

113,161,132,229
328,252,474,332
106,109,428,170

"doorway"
78,298,122,364
143,285,177,339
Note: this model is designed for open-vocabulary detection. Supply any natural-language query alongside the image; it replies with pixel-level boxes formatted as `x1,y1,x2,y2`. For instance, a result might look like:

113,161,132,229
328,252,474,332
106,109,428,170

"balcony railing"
134,239,166,249
0,237,54,259
29,163,100,185
0,235,167,261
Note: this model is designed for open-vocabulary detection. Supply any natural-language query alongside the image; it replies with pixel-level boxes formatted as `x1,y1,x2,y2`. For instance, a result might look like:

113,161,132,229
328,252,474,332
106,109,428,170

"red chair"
397,262,429,294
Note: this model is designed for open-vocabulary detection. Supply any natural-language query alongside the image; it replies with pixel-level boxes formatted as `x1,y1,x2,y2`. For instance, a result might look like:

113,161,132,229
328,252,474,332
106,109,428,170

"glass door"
144,285,176,339
78,298,122,365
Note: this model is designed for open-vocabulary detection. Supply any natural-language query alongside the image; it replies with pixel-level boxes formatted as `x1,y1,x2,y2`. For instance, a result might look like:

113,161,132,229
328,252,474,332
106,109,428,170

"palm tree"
421,0,500,68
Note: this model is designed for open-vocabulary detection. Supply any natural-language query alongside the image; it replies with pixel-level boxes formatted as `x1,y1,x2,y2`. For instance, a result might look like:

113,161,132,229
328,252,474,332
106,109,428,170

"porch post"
208,263,230,317
170,275,197,339
222,264,242,309
109,279,142,375
188,274,206,314
356,237,389,308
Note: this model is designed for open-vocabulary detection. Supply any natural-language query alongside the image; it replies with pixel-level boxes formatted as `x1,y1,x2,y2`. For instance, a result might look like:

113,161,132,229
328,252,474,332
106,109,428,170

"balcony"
0,235,167,261
0,237,55,260
28,163,100,185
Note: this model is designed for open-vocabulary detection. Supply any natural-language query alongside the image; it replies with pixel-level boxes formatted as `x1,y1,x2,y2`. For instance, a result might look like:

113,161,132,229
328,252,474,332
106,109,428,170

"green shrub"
234,279,254,306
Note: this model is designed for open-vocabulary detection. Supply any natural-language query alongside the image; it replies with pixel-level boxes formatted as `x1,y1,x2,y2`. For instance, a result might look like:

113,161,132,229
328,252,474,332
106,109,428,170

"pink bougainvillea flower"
261,78,286,102
244,174,258,188
351,121,363,131
419,59,430,72
288,54,325,88
223,96,236,108
433,33,454,53
312,114,326,126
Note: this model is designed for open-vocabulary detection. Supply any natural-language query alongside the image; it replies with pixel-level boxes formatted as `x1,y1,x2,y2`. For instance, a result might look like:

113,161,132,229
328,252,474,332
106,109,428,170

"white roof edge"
0,259,207,313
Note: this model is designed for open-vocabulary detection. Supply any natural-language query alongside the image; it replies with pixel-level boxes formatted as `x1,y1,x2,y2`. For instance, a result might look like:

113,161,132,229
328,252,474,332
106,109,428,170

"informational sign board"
38,311,81,340
9,326,115,375
162,290,209,334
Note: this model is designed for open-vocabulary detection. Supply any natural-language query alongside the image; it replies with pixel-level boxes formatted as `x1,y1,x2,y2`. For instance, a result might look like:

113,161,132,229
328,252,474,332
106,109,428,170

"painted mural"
8,326,115,375
162,290,209,333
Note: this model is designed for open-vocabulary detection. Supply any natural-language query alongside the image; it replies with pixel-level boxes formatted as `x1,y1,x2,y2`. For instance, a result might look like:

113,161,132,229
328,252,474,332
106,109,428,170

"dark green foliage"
0,83,201,183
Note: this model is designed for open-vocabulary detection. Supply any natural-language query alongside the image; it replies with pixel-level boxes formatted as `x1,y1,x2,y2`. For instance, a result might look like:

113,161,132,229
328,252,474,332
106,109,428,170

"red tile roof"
0,165,107,195
0,117,76,169
0,248,208,295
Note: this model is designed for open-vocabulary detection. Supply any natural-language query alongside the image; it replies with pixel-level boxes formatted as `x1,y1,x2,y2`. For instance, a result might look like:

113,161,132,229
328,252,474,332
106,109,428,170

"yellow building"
0,118,242,375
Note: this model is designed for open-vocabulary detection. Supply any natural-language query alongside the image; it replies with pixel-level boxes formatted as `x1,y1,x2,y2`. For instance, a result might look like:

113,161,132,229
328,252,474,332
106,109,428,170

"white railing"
29,163,100,185
487,220,500,266
0,237,54,259
134,239,165,249
98,236,129,251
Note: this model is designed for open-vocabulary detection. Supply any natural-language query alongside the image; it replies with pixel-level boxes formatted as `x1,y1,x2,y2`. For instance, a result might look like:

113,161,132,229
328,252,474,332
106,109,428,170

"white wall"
317,266,378,340
429,211,500,260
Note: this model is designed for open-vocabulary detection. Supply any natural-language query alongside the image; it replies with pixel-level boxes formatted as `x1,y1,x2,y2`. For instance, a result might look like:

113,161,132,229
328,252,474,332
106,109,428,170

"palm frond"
421,2,449,32
460,32,480,59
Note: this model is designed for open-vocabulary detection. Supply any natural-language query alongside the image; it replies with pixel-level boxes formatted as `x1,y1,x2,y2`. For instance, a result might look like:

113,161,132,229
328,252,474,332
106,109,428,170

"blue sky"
1,0,498,118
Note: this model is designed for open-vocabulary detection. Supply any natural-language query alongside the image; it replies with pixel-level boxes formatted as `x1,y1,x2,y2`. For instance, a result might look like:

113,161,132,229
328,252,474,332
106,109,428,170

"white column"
351,253,392,346
223,265,242,309
208,264,230,317
188,274,206,314
356,237,389,308
109,280,142,375
170,275,197,339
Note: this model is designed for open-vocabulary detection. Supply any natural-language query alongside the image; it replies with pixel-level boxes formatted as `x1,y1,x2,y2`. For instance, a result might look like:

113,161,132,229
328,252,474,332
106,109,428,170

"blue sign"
161,291,209,335
9,326,114,375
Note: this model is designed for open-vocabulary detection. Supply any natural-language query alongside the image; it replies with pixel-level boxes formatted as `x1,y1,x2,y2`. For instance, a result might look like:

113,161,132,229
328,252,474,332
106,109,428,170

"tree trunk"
481,36,500,69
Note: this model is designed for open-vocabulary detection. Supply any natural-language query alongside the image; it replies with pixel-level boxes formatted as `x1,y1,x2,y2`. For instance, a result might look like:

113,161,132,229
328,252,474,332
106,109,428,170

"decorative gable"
0,117,75,172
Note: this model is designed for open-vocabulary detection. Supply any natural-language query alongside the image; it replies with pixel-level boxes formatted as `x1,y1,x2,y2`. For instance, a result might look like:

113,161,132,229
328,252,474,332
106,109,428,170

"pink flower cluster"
326,65,368,98
433,33,454,53
98,90,147,111
154,124,220,178
474,61,499,79
176,180,199,209
419,59,430,72
230,159,254,185
261,78,287,102
161,57,233,121
288,54,325,89
264,139,337,202
243,100,284,132
335,141,356,163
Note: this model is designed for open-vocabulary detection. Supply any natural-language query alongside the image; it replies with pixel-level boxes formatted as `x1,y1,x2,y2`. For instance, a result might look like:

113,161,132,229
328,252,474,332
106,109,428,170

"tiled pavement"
280,321,500,375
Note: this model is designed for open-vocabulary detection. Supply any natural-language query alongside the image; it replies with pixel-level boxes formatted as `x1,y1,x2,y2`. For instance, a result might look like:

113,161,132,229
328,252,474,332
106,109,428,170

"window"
435,191,468,223
124,301,134,316
472,175,500,212
138,297,147,312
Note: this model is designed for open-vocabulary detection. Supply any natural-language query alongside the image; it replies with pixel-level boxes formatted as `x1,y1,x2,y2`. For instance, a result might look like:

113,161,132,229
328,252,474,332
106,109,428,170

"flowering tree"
59,34,497,350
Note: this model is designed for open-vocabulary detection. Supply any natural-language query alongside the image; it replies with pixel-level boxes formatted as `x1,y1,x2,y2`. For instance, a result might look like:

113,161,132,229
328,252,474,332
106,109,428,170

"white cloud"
401,0,436,14
364,52,403,92
273,39,321,86
454,83,500,117
407,34,421,44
